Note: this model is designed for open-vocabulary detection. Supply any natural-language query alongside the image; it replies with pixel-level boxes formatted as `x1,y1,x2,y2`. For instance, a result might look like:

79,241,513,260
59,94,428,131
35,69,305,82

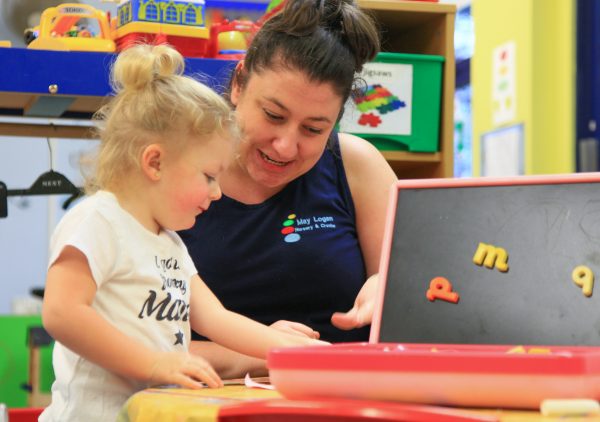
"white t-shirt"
40,191,197,422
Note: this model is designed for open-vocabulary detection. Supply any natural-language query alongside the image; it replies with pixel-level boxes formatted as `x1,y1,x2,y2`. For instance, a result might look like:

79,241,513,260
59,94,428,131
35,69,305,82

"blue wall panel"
576,0,600,171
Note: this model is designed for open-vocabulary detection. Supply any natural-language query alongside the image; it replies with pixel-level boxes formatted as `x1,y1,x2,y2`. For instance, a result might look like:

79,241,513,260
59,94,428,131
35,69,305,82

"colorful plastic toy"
207,19,259,59
23,1,269,59
26,3,115,52
113,0,210,58
204,0,282,59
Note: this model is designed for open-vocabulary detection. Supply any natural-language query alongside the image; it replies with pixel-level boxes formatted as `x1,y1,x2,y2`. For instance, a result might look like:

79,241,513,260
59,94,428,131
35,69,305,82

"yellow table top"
118,381,600,422
119,384,277,422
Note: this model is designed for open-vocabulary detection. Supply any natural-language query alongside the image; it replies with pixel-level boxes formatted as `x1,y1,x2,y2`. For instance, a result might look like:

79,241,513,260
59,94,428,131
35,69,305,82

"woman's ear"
141,144,163,181
230,60,245,107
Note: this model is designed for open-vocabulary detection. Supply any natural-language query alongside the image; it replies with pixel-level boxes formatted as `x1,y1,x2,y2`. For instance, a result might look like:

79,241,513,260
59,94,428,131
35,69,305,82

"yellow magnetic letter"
473,242,509,272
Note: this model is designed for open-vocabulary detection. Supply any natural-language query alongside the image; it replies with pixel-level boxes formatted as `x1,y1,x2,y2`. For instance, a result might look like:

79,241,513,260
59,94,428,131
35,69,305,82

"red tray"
268,342,600,409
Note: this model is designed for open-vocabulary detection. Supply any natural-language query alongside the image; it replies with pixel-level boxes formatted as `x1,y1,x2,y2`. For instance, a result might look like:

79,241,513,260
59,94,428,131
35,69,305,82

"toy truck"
27,3,115,52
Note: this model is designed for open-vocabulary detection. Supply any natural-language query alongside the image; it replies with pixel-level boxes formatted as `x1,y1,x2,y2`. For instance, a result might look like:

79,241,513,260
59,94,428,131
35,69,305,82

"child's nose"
210,184,222,201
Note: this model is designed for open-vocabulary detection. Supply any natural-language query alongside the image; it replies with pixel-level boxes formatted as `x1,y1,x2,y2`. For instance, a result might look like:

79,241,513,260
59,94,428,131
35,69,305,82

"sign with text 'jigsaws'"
338,52,443,153
339,61,413,136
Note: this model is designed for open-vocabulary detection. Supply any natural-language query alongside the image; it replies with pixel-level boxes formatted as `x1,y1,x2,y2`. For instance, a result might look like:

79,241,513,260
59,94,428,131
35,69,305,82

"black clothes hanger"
0,138,84,218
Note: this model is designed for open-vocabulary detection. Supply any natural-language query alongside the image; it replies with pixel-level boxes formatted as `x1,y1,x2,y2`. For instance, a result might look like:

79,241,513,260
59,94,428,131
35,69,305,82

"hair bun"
111,44,185,93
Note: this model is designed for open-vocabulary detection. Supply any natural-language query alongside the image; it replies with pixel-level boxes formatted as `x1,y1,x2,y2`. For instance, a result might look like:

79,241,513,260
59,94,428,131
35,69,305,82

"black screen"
380,183,600,345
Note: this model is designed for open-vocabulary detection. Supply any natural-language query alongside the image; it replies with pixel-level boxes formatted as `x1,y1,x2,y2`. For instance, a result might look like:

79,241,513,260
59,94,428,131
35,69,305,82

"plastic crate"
7,407,44,422
338,52,444,153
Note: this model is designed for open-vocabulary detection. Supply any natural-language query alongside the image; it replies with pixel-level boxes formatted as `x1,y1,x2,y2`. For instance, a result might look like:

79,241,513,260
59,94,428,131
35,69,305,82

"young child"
39,44,325,422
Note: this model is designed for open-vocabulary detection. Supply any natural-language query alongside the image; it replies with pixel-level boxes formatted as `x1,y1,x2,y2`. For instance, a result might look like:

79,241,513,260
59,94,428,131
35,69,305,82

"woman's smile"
259,150,292,167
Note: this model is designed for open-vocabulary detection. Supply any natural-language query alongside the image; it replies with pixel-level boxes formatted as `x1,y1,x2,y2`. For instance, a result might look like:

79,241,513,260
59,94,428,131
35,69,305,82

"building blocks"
113,0,210,57
116,0,206,27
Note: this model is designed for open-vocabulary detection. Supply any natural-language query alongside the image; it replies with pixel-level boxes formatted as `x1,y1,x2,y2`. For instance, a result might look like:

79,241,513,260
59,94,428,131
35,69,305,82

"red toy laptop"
268,173,600,409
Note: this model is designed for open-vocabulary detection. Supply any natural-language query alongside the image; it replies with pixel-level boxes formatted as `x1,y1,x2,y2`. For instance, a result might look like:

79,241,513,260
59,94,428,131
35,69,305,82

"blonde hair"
85,44,238,193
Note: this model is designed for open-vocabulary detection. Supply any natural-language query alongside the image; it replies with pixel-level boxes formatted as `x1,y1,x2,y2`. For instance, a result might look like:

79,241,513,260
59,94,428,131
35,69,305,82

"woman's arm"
339,132,398,275
43,246,222,388
331,133,398,329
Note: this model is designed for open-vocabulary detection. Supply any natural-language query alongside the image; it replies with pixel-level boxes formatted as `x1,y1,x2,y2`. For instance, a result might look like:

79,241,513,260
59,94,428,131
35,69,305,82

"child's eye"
205,174,216,183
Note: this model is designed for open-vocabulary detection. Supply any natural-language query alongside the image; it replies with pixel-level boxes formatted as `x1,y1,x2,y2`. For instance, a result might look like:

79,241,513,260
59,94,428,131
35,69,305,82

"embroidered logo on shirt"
281,213,337,243
281,213,301,243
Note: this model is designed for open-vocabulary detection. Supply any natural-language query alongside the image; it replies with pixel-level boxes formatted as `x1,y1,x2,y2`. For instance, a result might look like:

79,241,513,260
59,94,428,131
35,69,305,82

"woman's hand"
331,273,379,330
148,351,223,389
270,320,320,339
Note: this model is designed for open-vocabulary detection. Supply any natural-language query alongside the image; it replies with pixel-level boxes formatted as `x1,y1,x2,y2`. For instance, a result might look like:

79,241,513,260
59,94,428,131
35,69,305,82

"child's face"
158,134,233,231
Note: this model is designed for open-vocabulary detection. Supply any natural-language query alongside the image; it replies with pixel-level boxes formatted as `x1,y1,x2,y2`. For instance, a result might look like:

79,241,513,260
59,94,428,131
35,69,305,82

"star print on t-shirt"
174,330,184,346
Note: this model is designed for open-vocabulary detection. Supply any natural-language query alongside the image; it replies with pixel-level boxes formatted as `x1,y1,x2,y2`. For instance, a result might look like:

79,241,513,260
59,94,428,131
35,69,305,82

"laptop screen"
370,173,600,346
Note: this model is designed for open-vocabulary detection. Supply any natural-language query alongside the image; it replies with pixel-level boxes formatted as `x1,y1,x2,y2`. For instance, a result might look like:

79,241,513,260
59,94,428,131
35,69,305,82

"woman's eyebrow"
265,97,333,123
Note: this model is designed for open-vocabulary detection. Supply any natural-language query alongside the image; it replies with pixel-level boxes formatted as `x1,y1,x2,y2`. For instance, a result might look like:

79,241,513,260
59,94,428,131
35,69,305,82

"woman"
179,0,397,378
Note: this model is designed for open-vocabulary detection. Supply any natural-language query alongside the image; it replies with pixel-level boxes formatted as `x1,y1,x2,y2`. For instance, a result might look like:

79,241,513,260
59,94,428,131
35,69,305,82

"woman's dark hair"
230,0,380,110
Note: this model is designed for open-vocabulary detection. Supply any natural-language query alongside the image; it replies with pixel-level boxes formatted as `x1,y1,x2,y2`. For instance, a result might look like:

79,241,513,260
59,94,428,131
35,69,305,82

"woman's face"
230,65,343,189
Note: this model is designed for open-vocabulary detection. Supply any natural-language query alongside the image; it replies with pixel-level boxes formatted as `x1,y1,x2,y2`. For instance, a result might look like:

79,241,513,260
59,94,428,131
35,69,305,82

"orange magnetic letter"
426,277,460,304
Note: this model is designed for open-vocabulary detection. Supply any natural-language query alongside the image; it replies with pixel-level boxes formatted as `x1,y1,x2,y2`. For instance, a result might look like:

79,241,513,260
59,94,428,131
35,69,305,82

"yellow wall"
471,0,575,175
532,0,575,174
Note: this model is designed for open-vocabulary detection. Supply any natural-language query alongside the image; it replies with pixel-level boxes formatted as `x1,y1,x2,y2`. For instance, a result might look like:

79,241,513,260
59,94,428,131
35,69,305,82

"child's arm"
189,274,329,359
43,246,222,388
189,320,321,379
190,341,268,379
189,319,320,379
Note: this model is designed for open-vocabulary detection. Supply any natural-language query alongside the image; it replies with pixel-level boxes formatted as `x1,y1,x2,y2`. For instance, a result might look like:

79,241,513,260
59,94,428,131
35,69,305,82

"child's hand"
269,321,329,347
280,331,330,347
148,351,223,389
270,320,320,339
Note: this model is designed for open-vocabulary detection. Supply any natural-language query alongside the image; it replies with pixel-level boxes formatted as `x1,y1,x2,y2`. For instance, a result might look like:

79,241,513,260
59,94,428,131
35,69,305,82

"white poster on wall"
492,41,517,126
338,62,413,135
481,124,524,177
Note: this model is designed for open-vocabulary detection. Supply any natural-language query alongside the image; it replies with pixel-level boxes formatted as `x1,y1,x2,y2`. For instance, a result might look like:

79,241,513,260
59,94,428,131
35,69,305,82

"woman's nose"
272,129,298,159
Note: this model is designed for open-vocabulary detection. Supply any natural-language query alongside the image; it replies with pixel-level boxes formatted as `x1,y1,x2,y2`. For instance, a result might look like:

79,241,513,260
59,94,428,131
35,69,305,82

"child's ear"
141,144,163,181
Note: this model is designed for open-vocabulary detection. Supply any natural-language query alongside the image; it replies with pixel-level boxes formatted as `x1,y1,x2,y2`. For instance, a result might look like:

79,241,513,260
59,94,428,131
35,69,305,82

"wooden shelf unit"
0,49,235,139
359,0,456,179
0,1,455,178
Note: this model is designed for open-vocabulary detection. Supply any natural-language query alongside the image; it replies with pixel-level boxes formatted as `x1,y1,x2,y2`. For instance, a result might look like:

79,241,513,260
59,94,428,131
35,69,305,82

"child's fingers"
271,320,320,338
184,359,223,388
287,322,320,339
172,373,205,390
303,337,330,346
284,332,331,347
150,352,223,389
